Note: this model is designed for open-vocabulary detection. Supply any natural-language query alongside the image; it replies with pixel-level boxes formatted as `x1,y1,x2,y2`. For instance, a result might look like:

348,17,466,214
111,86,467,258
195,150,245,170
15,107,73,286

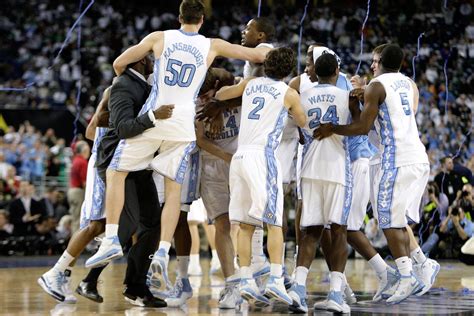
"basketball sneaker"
251,255,270,278
165,278,193,307
38,268,66,302
123,286,167,308
288,284,308,313
210,256,221,275
344,282,357,304
264,276,292,304
327,290,350,314
62,269,77,304
373,266,400,301
239,278,269,306
386,272,422,304
85,236,123,268
413,258,440,296
218,283,242,309
76,280,103,303
313,299,329,310
282,266,293,289
149,249,172,291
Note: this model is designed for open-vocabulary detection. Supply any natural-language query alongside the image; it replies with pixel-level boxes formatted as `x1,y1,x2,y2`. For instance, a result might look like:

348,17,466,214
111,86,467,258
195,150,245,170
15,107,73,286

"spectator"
454,184,473,220
0,210,13,239
422,181,450,220
434,156,465,204
39,187,68,221
7,180,46,236
67,140,90,233
56,214,73,241
0,152,13,180
437,206,474,258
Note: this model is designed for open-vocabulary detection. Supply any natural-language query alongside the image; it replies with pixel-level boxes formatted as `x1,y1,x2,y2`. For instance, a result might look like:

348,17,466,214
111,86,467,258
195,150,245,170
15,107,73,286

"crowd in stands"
0,0,473,260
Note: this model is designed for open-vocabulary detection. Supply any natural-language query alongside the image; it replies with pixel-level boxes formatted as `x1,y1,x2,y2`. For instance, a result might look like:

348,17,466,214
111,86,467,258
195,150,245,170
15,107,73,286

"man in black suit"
8,180,46,236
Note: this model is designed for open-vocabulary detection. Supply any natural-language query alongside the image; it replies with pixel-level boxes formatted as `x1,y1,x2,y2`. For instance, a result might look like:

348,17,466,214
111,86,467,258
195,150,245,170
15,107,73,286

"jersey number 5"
308,105,339,129
248,97,265,120
164,59,196,87
399,92,411,115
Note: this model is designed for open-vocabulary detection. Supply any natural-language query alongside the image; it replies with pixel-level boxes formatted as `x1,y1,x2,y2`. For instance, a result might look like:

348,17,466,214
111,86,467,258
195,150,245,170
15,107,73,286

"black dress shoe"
123,286,167,308
76,281,104,303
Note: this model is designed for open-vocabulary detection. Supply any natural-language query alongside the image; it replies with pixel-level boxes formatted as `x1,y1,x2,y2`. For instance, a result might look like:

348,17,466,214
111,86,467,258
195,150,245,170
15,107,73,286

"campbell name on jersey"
140,29,211,141
300,84,352,187
373,73,429,169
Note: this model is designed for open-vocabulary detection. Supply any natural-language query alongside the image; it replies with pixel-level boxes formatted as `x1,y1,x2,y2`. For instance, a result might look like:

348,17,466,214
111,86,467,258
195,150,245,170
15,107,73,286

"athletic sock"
105,224,118,238
295,266,309,286
368,253,388,274
53,251,75,272
410,247,427,264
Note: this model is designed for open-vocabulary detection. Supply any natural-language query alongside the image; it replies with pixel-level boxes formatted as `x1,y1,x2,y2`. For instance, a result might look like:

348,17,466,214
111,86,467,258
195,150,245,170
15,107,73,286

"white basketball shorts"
276,138,298,184
79,153,105,229
347,158,370,231
200,156,231,222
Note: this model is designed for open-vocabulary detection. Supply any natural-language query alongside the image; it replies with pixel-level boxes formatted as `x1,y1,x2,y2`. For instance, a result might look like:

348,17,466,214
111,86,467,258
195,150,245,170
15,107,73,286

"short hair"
315,53,338,78
253,17,275,42
75,141,88,155
179,0,205,24
199,68,217,95
372,43,388,55
380,44,404,71
264,47,296,80
440,156,453,165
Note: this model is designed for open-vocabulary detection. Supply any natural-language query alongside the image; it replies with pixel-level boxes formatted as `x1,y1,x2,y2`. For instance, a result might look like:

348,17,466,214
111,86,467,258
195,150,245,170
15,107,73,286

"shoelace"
55,272,65,290
168,280,183,297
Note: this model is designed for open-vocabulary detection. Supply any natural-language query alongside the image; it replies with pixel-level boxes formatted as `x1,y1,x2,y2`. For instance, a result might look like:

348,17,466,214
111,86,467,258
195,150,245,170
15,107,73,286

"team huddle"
37,0,440,313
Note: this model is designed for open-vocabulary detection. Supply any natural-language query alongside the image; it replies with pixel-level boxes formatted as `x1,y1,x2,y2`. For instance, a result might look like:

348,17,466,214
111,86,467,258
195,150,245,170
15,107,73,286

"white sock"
225,273,240,285
330,271,344,292
270,263,282,278
211,249,218,260
177,256,189,278
158,241,171,254
105,224,118,238
190,253,200,266
282,242,286,265
53,251,75,272
368,254,388,274
295,266,309,286
410,247,427,264
251,228,265,261
395,256,412,277
240,266,252,279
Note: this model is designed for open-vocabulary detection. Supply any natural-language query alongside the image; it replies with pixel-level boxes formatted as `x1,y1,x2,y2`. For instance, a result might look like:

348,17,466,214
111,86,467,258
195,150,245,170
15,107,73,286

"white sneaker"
250,256,270,278
38,268,67,302
313,299,328,310
149,249,173,291
264,276,292,305
327,290,350,314
62,269,77,304
85,236,123,268
343,282,357,304
413,258,440,296
165,278,193,307
373,267,400,301
188,263,203,276
218,283,242,309
386,273,423,304
239,278,269,306
210,256,221,275
288,284,308,313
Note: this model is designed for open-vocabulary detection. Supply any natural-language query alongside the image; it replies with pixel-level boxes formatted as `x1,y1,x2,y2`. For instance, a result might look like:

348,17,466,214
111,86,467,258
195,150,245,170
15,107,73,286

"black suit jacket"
8,197,46,236
96,69,154,180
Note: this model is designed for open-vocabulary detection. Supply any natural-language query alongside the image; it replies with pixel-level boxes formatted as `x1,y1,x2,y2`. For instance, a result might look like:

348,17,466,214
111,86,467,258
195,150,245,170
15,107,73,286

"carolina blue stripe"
377,167,398,229
341,137,352,225
91,127,106,155
175,142,197,184
138,60,160,116
378,102,396,170
262,108,288,225
90,167,105,220
109,139,125,170
185,151,200,203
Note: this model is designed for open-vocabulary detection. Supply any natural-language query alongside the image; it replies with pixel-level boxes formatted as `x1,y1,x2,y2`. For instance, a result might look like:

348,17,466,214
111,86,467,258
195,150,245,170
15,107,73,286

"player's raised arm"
284,88,306,128
215,78,252,101
209,38,268,64
113,32,163,76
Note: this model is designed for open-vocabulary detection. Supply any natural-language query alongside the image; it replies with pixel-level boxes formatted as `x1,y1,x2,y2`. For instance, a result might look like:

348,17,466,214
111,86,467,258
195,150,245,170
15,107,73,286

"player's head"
241,17,275,47
379,44,404,73
440,156,454,172
127,54,154,76
371,44,388,77
312,45,341,69
305,45,317,82
264,47,295,80
179,0,205,27
314,53,339,84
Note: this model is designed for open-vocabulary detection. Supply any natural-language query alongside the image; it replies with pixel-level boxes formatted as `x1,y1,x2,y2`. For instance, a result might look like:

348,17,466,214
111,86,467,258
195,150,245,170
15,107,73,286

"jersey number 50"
164,59,196,87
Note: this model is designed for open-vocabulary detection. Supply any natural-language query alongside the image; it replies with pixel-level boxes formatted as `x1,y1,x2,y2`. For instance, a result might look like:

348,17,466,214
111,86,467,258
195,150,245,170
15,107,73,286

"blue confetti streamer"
0,82,35,92
297,0,311,75
444,0,448,9
356,0,371,74
72,0,84,143
443,52,450,115
411,32,425,81
257,0,262,17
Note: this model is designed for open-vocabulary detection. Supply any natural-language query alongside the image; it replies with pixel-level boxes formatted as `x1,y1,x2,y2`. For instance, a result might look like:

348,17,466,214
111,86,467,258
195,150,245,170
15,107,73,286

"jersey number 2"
248,97,265,120
164,59,196,87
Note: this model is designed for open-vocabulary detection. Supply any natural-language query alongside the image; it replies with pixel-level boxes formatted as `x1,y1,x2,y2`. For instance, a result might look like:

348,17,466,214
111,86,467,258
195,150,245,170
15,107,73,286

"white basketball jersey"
140,29,211,141
238,77,289,150
300,84,352,186
299,72,316,93
202,107,241,158
91,127,106,156
243,43,274,79
373,73,429,169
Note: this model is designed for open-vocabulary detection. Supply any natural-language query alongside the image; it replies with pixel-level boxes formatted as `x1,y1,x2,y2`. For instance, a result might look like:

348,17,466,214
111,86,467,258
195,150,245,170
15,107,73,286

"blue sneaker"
283,266,293,289
413,258,440,296
239,278,269,307
327,290,350,314
165,278,193,307
251,256,270,278
264,276,292,305
85,236,123,269
374,267,400,301
386,272,423,304
288,284,308,313
149,249,172,292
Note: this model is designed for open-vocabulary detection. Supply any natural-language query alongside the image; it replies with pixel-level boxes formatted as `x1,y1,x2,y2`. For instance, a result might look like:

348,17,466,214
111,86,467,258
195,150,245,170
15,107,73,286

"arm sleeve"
109,79,154,139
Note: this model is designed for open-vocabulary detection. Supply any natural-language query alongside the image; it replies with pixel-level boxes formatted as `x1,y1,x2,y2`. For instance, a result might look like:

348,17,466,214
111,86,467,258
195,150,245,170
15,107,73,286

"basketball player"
289,53,358,314
314,44,433,304
349,44,440,299
215,47,306,306
86,0,269,270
